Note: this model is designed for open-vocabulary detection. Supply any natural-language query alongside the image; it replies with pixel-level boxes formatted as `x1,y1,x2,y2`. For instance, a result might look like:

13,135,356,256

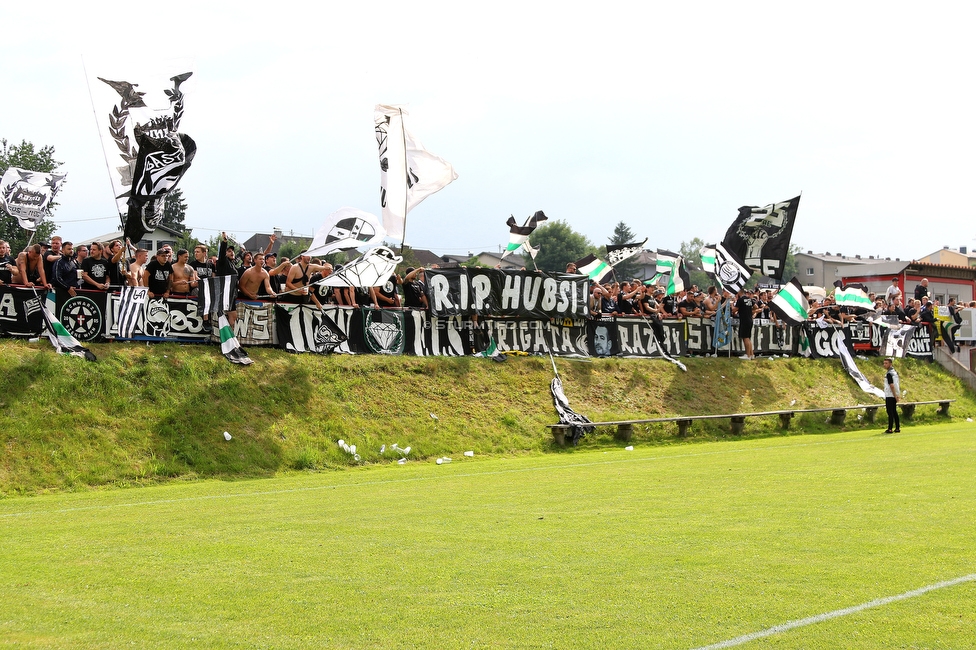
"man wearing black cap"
143,248,173,298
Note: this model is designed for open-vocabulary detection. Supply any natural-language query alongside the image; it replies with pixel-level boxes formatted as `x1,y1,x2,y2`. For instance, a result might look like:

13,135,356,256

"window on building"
806,268,814,275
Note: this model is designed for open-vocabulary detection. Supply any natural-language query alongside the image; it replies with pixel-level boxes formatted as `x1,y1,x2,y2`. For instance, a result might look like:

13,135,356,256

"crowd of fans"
2,237,972,334
0,234,419,312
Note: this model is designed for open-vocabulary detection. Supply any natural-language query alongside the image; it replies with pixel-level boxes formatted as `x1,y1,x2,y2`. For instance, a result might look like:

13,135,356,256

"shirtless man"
128,249,150,287
285,254,329,303
169,249,199,295
17,244,50,289
238,253,277,300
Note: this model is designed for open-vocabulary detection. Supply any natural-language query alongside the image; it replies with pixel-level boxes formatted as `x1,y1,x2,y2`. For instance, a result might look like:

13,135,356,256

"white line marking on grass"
0,425,970,519
690,573,976,649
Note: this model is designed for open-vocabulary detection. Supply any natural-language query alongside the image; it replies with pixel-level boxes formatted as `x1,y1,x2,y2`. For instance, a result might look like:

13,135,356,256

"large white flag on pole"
302,207,386,259
374,105,458,242
85,59,195,211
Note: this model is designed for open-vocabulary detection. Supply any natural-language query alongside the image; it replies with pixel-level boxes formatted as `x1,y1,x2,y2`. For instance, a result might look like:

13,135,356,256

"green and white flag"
574,254,611,282
770,277,809,326
833,281,873,309
656,250,689,296
501,211,547,259
218,313,254,365
700,245,717,276
41,303,96,361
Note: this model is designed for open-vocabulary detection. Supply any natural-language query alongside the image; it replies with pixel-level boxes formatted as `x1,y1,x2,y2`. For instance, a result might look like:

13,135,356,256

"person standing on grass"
734,288,757,360
883,357,901,434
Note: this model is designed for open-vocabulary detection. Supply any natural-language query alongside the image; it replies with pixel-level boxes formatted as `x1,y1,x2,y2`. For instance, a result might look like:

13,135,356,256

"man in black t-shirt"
43,237,62,285
734,289,756,360
913,278,930,301
0,239,18,285
371,273,401,308
660,293,677,319
189,244,215,283
143,249,174,297
402,267,428,310
677,292,702,318
82,242,113,291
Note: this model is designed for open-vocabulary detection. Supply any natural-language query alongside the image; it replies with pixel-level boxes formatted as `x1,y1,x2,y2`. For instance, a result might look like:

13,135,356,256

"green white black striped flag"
574,254,611,282
656,250,690,296
700,245,717,276
218,313,254,365
770,277,809,326
41,303,96,361
833,281,873,309
501,211,547,259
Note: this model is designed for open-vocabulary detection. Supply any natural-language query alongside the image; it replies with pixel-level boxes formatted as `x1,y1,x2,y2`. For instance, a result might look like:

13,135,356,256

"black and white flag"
835,331,885,399
125,127,196,244
87,64,196,243
722,195,800,279
550,376,594,446
606,238,648,267
314,247,402,288
713,243,753,293
0,167,67,230
375,104,458,240
501,211,547,259
302,207,386,258
275,304,348,354
116,285,148,338
199,275,238,315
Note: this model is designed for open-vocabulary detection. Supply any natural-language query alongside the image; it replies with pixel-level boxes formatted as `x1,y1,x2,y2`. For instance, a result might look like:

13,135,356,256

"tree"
0,138,63,254
172,230,200,254
529,220,594,273
678,238,712,290
162,188,188,233
278,238,311,261
606,221,640,280
782,244,801,284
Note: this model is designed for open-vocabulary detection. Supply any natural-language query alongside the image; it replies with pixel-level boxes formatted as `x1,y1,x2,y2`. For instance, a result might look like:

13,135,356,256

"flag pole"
80,55,126,232
398,107,409,252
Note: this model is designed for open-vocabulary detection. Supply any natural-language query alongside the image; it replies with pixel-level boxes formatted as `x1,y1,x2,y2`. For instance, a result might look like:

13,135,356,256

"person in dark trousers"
883,357,901,434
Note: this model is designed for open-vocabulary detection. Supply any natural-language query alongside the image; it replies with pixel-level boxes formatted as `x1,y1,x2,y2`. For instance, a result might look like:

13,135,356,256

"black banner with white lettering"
905,324,934,360
108,293,209,341
0,286,45,336
404,310,472,356
426,268,589,319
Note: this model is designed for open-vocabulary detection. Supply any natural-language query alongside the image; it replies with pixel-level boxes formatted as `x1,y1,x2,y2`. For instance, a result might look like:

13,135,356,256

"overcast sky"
3,1,974,262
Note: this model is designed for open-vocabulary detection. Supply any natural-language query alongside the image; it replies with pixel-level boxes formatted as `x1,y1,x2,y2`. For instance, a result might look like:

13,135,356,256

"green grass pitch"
2,423,974,648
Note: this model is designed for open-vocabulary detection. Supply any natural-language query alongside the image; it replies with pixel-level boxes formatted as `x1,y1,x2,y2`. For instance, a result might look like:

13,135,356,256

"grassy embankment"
2,338,973,495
